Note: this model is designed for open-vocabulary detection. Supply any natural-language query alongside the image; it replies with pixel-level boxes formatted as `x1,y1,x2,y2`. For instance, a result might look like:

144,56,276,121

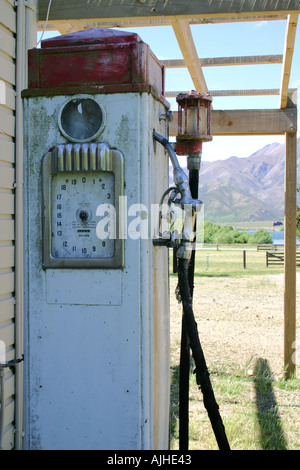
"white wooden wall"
0,0,17,450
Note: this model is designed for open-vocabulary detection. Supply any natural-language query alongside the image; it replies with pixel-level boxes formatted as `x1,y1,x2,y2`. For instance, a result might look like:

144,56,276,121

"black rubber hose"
187,168,198,297
179,315,190,449
177,257,231,451
179,168,198,449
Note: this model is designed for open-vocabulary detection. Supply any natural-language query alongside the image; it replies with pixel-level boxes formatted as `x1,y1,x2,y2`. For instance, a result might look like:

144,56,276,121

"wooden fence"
257,244,281,251
266,251,300,267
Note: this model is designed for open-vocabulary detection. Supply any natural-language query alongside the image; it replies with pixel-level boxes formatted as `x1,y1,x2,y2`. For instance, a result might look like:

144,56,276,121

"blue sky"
37,19,300,161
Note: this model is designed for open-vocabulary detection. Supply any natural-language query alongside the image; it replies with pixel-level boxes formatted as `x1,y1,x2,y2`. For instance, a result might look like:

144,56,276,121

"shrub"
248,229,272,244
203,222,272,245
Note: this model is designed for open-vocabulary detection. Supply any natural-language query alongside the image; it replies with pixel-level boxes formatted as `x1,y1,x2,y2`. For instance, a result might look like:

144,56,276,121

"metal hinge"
0,355,24,371
159,110,173,122
13,179,23,189
14,0,36,11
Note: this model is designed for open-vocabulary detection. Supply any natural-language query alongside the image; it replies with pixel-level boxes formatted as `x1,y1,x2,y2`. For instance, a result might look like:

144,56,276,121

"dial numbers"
51,171,115,260
42,143,124,269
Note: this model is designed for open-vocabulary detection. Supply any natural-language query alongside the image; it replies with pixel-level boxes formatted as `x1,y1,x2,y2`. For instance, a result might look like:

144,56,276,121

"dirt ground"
169,272,300,379
169,271,300,449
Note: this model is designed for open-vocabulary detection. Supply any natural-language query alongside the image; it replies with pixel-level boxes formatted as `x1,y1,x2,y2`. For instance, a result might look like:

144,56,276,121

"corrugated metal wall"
0,0,17,450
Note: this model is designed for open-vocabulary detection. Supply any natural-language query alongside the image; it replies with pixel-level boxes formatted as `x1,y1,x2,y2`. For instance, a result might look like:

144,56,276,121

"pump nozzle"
153,131,202,258
153,131,200,210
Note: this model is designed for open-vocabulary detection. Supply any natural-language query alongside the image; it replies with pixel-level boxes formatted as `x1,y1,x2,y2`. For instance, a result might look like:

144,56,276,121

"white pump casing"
23,29,171,449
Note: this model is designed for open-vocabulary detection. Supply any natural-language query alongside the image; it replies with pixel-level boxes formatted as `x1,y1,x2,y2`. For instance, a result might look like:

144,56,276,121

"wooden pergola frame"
38,1,299,378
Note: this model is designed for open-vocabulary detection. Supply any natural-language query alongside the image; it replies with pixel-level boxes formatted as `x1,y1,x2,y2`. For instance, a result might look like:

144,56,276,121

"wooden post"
243,250,246,269
284,131,297,379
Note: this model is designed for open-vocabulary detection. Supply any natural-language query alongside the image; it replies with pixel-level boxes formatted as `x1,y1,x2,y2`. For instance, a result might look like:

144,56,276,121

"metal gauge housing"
58,95,105,142
42,143,124,268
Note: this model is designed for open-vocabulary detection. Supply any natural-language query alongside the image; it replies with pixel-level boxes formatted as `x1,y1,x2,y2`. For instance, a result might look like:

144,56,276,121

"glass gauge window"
59,96,104,142
51,171,115,260
42,143,124,269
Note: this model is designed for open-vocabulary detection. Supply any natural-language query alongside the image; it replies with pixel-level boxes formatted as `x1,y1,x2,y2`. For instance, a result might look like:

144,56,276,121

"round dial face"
59,96,105,142
51,171,115,260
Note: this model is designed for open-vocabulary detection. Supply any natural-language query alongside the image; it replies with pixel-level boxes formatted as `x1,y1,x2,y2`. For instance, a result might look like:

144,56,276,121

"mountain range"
170,137,300,223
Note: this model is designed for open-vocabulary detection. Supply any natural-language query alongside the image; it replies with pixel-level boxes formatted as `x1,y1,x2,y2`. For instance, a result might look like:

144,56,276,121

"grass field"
171,246,286,277
169,248,300,450
195,247,277,276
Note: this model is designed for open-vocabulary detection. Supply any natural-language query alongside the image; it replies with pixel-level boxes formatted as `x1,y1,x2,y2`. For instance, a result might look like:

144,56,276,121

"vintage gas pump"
22,28,171,450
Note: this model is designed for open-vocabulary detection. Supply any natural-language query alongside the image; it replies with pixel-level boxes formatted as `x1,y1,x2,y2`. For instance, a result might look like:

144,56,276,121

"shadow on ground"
253,358,287,450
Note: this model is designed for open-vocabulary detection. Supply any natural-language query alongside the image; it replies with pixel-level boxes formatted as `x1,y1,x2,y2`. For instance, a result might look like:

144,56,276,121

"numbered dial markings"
51,172,115,260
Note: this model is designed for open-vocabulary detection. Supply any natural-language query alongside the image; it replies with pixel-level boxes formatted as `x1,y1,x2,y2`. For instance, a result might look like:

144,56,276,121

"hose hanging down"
152,131,230,450
178,163,199,450
177,159,230,450
176,258,230,450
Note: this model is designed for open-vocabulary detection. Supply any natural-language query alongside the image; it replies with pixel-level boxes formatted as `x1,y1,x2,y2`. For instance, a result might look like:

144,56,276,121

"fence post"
284,131,297,379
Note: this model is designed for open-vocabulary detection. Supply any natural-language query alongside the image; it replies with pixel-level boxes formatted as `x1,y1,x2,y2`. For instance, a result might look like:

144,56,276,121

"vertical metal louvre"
0,0,16,450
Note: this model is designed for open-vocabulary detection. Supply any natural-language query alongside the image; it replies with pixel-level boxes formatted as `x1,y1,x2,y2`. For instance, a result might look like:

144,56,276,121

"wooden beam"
169,108,297,136
203,89,280,97
162,55,283,68
55,22,83,35
171,19,208,93
37,1,300,22
284,131,297,378
280,14,298,108
38,15,289,30
166,88,283,98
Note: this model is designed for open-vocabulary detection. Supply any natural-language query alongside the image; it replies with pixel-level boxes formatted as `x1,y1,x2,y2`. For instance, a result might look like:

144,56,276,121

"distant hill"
170,138,300,223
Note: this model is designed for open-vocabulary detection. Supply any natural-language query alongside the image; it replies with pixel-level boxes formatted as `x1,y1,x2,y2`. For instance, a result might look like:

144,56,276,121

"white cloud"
253,21,268,29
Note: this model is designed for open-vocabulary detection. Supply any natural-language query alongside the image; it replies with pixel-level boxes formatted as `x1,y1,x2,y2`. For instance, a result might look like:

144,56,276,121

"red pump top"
24,27,166,102
41,27,141,48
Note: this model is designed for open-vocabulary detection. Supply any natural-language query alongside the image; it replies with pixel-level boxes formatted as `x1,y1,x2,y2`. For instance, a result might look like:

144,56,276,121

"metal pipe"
15,0,37,451
153,131,199,210
15,0,26,451
153,130,180,169
15,0,38,451
0,367,5,450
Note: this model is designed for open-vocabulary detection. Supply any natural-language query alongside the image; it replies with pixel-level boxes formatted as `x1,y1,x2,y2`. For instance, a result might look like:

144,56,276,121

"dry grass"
169,251,300,450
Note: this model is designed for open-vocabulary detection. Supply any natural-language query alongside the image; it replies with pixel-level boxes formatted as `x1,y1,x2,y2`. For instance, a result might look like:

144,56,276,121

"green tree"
203,220,219,243
204,221,247,244
248,229,272,244
203,221,273,245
